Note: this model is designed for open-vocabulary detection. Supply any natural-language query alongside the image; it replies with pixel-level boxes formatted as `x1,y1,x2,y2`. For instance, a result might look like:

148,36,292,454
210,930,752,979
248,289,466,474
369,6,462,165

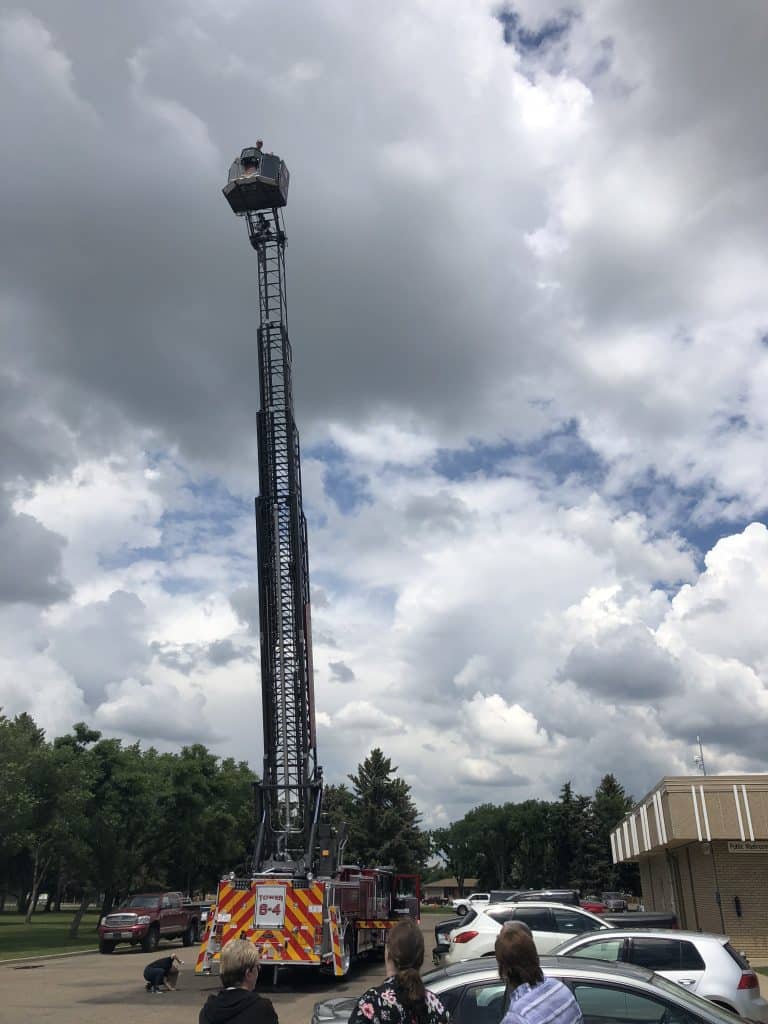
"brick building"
611,775,768,955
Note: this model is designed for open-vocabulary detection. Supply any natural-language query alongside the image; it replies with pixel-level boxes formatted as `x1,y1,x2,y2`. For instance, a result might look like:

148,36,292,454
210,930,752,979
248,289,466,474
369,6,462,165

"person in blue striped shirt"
496,922,583,1024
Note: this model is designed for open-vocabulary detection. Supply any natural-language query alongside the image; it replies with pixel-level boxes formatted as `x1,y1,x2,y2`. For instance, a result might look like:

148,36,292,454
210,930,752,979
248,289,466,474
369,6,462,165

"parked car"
97,891,206,953
451,892,491,916
551,929,768,1020
604,911,679,929
580,897,607,914
312,955,752,1024
602,891,628,912
443,900,612,965
509,889,581,907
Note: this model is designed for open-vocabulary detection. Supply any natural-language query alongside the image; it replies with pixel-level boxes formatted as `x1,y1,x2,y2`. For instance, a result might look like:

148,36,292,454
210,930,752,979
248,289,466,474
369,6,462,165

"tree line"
431,776,639,896
1,713,256,926
1,711,636,933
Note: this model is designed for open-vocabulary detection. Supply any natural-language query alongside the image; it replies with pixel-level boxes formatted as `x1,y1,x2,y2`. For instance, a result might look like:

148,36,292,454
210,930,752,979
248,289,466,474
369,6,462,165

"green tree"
0,715,93,924
552,782,592,891
322,783,356,834
509,799,556,888
463,803,517,888
431,818,478,895
84,737,169,914
590,773,638,893
161,745,256,893
347,748,429,873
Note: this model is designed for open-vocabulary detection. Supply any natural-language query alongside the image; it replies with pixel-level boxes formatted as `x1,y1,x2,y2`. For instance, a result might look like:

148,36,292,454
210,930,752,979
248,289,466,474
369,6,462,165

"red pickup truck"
98,892,207,954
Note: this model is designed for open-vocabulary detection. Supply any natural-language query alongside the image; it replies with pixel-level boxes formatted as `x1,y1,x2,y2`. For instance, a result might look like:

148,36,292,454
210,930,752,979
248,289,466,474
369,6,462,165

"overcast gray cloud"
2,0,768,824
562,625,683,701
0,498,71,606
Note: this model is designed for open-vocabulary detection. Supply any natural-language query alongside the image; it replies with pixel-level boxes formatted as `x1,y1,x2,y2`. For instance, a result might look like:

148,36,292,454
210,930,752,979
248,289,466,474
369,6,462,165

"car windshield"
651,974,742,1023
121,896,160,909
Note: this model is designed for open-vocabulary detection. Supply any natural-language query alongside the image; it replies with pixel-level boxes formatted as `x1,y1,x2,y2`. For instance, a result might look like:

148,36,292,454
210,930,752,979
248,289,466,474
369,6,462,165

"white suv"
446,901,611,964
552,929,768,1021
451,892,491,916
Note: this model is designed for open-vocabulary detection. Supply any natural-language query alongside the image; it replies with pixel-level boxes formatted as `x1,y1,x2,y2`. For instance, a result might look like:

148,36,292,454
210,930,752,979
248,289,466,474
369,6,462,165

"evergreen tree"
589,773,638,892
322,783,356,834
346,748,429,873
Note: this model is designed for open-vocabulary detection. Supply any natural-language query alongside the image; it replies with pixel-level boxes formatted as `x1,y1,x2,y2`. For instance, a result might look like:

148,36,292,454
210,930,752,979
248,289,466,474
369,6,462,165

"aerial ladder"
195,145,419,979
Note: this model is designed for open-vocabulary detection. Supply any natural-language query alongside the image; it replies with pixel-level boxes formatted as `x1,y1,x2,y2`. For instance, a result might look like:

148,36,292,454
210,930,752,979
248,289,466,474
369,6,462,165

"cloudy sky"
2,0,768,827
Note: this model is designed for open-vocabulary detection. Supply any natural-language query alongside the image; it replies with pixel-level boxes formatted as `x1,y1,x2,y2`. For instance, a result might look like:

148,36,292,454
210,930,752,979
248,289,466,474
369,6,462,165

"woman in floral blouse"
348,919,450,1024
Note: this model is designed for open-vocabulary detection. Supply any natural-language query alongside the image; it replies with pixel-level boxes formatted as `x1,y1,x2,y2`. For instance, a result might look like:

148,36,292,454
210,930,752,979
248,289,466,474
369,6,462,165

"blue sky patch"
496,6,575,52
433,421,606,488
307,441,372,515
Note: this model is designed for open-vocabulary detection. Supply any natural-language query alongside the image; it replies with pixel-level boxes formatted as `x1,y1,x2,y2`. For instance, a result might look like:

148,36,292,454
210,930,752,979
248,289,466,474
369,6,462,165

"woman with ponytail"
348,920,450,1024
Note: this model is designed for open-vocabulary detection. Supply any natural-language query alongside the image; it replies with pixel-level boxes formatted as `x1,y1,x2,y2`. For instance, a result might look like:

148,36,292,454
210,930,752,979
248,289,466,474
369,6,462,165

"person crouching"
199,939,278,1024
143,954,183,993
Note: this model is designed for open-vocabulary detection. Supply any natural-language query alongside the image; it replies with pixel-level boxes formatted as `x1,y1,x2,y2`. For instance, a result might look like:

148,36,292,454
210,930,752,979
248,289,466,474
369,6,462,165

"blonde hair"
220,939,259,988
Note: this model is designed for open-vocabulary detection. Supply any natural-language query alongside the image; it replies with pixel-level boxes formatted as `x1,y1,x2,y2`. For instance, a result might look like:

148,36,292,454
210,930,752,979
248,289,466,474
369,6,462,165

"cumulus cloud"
2,0,768,822
334,701,404,736
461,693,551,753
329,660,355,683
94,677,218,744
51,590,149,703
0,499,71,606
561,625,683,702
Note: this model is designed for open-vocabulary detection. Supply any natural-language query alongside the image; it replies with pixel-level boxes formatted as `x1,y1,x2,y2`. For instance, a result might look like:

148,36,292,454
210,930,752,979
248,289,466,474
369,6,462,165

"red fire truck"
197,149,419,978
197,867,420,976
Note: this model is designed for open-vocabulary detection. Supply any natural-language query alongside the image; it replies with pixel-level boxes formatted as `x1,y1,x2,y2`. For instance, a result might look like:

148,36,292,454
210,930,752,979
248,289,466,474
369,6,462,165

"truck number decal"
255,886,286,927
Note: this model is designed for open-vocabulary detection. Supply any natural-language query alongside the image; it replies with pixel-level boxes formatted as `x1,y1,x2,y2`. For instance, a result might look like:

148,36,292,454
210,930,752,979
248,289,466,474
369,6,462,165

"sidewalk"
750,959,768,999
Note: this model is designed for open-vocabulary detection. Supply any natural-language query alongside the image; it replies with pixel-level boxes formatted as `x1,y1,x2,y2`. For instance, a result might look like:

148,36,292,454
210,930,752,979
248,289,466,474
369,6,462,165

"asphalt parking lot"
0,919,437,1024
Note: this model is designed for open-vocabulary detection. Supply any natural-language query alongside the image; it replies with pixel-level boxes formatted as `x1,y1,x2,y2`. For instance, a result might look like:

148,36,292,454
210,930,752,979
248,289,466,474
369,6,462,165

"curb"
0,948,98,966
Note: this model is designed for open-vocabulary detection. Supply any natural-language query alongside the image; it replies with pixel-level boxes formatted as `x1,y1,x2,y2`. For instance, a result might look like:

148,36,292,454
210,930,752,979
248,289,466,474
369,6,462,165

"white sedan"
445,900,612,965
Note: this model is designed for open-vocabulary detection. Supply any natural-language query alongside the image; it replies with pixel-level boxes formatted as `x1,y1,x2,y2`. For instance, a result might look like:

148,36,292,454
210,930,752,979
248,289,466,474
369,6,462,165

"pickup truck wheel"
182,921,197,947
455,905,468,917
141,926,159,953
99,939,116,954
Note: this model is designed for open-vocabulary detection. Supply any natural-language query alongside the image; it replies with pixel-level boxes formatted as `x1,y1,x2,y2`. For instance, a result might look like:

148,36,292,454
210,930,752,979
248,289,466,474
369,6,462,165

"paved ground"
5,923,767,1024
0,920,438,1024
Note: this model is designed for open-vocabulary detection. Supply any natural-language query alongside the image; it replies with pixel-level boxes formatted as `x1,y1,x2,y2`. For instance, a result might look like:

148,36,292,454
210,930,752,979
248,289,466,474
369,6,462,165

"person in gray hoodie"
199,939,278,1024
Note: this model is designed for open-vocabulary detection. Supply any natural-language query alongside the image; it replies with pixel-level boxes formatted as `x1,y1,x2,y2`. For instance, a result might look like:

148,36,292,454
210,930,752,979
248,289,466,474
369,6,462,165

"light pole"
693,735,707,776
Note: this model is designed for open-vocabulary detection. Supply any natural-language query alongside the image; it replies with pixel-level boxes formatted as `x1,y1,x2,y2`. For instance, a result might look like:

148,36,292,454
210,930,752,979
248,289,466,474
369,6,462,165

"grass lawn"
0,910,100,960
756,966,768,977
420,905,453,915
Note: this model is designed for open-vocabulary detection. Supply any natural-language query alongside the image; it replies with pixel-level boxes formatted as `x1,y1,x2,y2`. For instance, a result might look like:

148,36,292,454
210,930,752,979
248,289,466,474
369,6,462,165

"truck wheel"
182,921,197,947
141,926,159,953
99,939,116,954
456,904,468,916
338,931,353,980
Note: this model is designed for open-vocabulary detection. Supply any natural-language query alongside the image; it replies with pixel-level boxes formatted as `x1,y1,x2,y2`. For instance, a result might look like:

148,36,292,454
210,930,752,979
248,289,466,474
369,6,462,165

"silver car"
311,955,752,1024
551,929,768,1021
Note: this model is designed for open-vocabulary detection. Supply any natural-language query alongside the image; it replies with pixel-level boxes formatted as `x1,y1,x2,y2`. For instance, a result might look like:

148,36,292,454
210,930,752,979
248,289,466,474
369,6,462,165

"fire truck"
196,148,419,978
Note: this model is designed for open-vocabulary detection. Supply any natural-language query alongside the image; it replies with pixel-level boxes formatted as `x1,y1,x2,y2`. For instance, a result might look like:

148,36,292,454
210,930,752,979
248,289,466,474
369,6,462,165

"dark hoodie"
199,987,278,1024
